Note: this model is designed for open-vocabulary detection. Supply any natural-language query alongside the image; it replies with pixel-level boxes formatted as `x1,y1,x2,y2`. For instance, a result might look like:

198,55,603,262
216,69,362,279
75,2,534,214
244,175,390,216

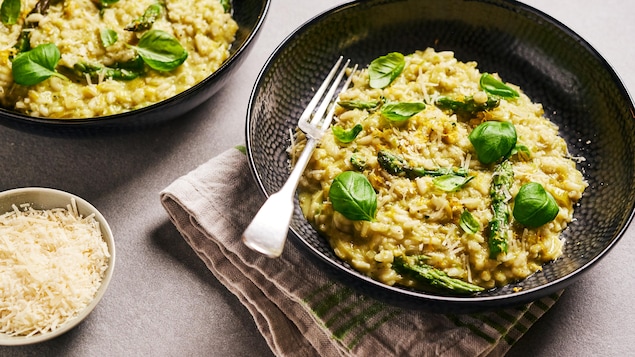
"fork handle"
242,138,318,257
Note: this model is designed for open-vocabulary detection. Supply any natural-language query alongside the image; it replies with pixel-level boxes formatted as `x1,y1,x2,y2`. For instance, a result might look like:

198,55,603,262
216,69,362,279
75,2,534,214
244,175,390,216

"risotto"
295,49,587,293
0,0,238,118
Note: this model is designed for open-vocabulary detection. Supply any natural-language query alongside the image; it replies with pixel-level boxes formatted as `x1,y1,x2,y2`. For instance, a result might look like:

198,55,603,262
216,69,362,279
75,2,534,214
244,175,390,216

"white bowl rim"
0,187,116,346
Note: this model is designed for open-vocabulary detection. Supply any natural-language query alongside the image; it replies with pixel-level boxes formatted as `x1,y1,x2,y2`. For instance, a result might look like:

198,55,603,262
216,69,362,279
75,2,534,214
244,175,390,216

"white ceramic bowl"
0,187,115,345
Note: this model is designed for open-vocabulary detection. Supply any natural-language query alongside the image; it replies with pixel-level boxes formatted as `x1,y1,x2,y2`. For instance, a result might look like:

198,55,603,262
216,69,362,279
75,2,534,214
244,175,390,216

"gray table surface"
1,0,634,356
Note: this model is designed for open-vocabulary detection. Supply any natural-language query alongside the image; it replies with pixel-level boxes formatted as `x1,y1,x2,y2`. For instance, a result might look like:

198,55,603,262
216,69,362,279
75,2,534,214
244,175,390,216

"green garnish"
219,0,231,12
393,255,484,294
432,175,474,192
128,29,188,72
459,210,480,234
1,0,20,25
435,95,500,118
469,121,517,164
73,58,144,81
337,100,380,111
510,144,531,160
488,159,514,258
513,182,559,228
11,43,68,86
350,154,367,171
332,124,363,144
377,150,469,179
368,52,405,89
125,3,163,32
480,73,519,99
100,28,118,47
381,102,425,123
329,171,377,222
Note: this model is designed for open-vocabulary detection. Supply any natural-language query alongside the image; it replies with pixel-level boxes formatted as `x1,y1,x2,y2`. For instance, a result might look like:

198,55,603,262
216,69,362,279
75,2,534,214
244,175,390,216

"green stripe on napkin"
160,147,566,357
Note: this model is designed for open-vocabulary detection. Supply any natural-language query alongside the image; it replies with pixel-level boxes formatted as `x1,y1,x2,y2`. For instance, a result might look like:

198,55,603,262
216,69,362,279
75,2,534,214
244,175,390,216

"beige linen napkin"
160,147,560,357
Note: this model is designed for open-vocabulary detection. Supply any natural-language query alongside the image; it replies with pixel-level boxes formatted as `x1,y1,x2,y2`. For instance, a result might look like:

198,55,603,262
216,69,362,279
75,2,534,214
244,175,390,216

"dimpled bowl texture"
245,0,635,312
0,0,270,135
0,187,115,345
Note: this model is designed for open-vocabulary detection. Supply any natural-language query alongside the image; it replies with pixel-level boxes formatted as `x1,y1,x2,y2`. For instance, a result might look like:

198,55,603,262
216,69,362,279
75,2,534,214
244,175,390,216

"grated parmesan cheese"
0,199,110,337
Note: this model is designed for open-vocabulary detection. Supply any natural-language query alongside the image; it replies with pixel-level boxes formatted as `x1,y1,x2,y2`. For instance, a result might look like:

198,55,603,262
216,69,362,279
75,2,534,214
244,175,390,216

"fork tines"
298,57,357,140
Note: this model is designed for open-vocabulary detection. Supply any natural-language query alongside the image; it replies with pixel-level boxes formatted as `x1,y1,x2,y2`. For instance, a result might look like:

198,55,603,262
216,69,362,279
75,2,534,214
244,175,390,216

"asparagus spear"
125,2,163,32
337,99,381,111
12,0,54,56
73,57,144,81
377,150,468,179
488,159,514,258
350,154,366,171
435,95,499,118
393,256,484,294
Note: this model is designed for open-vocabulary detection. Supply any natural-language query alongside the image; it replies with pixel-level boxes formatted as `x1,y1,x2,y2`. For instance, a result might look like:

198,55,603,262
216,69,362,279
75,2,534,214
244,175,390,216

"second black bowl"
0,0,270,135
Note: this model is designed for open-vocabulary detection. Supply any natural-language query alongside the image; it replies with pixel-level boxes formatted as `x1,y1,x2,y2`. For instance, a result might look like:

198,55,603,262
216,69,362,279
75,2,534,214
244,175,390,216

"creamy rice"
295,49,587,291
0,0,237,118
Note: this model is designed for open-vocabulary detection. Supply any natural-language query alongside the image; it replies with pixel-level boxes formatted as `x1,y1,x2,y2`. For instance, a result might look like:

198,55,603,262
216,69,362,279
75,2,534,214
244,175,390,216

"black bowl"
0,0,270,135
246,0,635,312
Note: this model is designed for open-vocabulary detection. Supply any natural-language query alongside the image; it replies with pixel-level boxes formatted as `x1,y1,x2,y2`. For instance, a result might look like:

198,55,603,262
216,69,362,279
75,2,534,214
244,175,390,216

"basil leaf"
513,182,559,228
368,52,405,89
433,175,474,192
469,121,517,164
338,100,380,110
459,210,480,234
381,102,425,123
1,0,20,25
100,28,118,47
129,29,188,72
510,143,531,160
332,124,363,143
329,171,377,221
480,73,519,99
12,43,68,86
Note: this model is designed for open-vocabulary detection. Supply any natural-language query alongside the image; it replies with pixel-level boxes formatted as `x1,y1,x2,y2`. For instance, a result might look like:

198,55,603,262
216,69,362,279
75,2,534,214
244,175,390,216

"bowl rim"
0,187,116,345
245,0,635,309
0,0,271,127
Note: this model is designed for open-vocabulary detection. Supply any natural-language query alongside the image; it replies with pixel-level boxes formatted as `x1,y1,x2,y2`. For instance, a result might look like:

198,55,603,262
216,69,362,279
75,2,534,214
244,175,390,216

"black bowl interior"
246,0,635,312
0,0,270,135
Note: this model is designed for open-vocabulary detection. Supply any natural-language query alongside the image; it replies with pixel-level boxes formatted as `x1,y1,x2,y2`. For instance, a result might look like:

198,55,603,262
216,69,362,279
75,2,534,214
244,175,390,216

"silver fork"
242,57,357,258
